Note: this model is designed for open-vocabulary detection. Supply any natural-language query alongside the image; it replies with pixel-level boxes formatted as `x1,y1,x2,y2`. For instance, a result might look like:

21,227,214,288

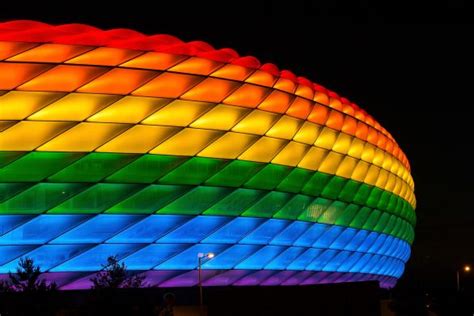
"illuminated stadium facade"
0,20,415,289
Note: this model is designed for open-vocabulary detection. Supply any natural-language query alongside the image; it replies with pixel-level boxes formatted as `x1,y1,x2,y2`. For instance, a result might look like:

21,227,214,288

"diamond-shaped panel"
0,21,416,289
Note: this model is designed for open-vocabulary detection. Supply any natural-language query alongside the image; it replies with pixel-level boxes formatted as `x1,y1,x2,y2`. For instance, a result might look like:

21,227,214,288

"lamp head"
464,265,471,272
198,252,215,259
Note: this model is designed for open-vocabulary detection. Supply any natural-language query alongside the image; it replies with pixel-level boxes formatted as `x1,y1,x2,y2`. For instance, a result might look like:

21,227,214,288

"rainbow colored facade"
0,20,415,289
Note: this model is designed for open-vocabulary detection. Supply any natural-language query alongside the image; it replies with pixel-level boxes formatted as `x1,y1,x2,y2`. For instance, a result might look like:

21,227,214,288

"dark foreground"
0,281,381,316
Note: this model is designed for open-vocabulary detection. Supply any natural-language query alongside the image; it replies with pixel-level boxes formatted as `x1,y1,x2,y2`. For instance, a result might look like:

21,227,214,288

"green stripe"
0,182,414,243
0,151,416,225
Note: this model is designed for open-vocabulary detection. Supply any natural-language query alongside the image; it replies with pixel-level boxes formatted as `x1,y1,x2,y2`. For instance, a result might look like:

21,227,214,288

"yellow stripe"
0,91,415,190
0,120,416,207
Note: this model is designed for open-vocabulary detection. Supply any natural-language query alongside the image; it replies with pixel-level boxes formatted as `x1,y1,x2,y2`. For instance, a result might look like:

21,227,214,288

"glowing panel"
266,115,302,139
0,152,83,182
272,142,309,167
223,84,270,108
336,156,358,178
150,128,224,156
298,147,328,171
274,77,296,93
0,42,37,60
308,105,329,125
198,132,258,159
232,110,280,135
326,110,345,130
108,215,190,243
121,52,187,70
66,47,142,66
258,90,294,113
37,123,131,152
97,125,180,153
51,215,144,243
0,215,90,244
8,44,92,63
246,70,277,87
293,121,321,145
17,65,108,92
0,121,75,151
318,152,344,174
168,57,222,75
181,78,239,103
0,91,65,120
0,62,51,90
77,68,158,94
47,153,136,183
190,104,250,131
239,137,288,163
142,100,213,127
87,96,170,124
315,128,338,150
28,93,121,121
50,244,143,272
210,64,253,81
132,72,203,98
286,97,313,119
0,183,88,214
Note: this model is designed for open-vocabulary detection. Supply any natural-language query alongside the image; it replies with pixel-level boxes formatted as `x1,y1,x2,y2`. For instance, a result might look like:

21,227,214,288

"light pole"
456,265,471,292
198,252,215,316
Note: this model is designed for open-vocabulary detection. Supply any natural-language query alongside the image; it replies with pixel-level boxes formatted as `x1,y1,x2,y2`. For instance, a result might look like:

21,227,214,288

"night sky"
2,1,473,291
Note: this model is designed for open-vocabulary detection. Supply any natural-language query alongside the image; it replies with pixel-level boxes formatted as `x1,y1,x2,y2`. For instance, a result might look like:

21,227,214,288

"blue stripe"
0,214,410,278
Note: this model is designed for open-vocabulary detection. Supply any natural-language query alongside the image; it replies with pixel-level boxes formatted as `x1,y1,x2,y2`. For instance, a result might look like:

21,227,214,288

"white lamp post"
197,252,215,316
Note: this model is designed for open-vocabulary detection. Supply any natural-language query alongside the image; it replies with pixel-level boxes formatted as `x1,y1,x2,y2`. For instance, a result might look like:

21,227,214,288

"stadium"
0,20,415,290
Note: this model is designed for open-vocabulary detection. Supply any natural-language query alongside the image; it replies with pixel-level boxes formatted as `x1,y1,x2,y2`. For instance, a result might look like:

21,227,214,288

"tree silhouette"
0,278,10,293
5,257,57,292
0,258,58,315
90,256,146,289
8,257,57,292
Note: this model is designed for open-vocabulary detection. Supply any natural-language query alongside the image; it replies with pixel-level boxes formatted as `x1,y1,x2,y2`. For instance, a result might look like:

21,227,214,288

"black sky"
1,1,474,290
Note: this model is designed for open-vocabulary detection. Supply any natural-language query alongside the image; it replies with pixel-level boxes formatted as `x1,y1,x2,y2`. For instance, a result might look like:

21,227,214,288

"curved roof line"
0,20,370,116
0,19,409,167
